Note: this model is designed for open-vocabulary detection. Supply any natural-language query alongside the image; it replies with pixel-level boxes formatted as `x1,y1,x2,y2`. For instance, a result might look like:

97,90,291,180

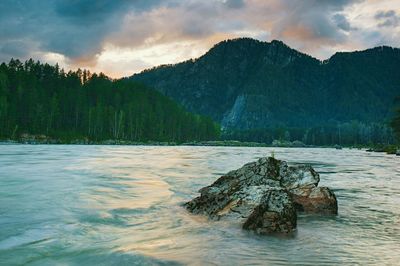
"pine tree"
391,97,400,142
0,58,221,142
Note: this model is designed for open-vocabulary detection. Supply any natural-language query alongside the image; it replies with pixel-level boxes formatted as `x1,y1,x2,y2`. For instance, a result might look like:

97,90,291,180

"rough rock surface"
184,157,337,234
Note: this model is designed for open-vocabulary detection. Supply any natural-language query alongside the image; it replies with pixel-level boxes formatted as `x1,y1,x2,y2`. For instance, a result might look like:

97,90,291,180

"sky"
0,0,399,78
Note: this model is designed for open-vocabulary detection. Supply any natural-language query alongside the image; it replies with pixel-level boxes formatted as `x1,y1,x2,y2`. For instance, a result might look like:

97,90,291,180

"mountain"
131,38,400,133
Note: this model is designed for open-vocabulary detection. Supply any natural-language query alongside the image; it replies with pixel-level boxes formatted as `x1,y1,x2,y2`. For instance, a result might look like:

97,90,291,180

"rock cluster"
19,133,61,144
184,157,337,234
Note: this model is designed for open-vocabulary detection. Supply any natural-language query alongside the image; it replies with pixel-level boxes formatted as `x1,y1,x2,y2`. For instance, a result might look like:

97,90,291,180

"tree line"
391,97,400,143
223,121,396,146
0,59,220,142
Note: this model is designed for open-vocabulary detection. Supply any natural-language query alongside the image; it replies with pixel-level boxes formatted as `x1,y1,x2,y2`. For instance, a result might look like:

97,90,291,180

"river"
0,145,399,265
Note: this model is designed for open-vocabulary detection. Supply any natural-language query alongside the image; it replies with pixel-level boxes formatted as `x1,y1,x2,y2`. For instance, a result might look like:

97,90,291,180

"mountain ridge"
136,38,398,73
131,38,400,131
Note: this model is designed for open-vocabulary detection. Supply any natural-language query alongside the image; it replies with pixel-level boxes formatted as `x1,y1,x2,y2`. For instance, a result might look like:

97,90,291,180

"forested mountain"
391,98,400,141
131,38,400,145
0,59,220,142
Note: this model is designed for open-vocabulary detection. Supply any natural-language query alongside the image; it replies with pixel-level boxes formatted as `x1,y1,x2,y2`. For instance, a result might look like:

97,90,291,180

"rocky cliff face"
131,38,400,130
184,157,337,234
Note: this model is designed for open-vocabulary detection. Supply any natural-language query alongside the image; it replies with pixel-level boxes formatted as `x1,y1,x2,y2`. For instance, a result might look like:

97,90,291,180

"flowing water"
0,145,399,265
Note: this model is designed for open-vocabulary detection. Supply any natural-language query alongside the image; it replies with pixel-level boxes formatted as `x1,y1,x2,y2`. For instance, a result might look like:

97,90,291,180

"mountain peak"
132,39,400,131
199,37,313,67
210,38,290,51
213,38,289,48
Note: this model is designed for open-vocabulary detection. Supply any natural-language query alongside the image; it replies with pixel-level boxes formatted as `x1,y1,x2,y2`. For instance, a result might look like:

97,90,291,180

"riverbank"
0,139,271,147
1,135,398,155
365,144,400,155
0,134,280,147
0,138,329,148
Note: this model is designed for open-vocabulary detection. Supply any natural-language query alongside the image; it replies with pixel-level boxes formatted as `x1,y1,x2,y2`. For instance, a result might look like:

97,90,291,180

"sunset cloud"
0,0,399,77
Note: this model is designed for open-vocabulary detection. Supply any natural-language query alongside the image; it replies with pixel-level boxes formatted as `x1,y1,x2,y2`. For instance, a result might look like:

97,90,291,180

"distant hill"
131,38,400,138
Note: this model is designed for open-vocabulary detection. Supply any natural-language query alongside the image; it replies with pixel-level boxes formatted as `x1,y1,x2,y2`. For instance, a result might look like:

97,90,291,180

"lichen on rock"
184,157,337,234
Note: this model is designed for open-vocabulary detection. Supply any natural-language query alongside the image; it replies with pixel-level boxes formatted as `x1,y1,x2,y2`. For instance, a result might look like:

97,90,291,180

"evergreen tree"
391,97,400,142
0,59,221,142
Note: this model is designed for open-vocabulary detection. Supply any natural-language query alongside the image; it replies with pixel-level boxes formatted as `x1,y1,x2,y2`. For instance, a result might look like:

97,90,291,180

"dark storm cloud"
375,10,399,27
333,14,353,31
0,0,164,63
54,0,164,23
0,40,34,59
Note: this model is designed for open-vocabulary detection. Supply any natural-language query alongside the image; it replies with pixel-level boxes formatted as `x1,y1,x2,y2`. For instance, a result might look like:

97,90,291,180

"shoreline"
0,139,282,147
1,138,398,155
0,139,314,147
0,139,381,148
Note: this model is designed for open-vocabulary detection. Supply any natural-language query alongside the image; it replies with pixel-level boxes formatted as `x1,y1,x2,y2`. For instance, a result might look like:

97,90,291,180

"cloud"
0,0,399,77
375,10,400,27
0,40,35,59
224,0,245,9
333,14,353,31
267,0,363,55
108,1,251,49
0,0,164,64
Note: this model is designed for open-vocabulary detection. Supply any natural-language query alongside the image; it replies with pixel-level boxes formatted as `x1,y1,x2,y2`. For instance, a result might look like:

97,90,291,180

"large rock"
184,157,337,234
290,187,338,214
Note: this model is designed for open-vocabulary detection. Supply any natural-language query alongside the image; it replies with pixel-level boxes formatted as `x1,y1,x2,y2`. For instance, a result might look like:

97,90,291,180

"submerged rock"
184,157,337,234
290,187,338,214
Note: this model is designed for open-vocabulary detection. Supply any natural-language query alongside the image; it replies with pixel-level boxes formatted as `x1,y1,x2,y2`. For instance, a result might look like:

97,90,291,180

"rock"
396,149,400,156
271,140,307,147
292,140,306,147
18,133,60,144
242,189,297,234
184,157,337,235
290,187,338,214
